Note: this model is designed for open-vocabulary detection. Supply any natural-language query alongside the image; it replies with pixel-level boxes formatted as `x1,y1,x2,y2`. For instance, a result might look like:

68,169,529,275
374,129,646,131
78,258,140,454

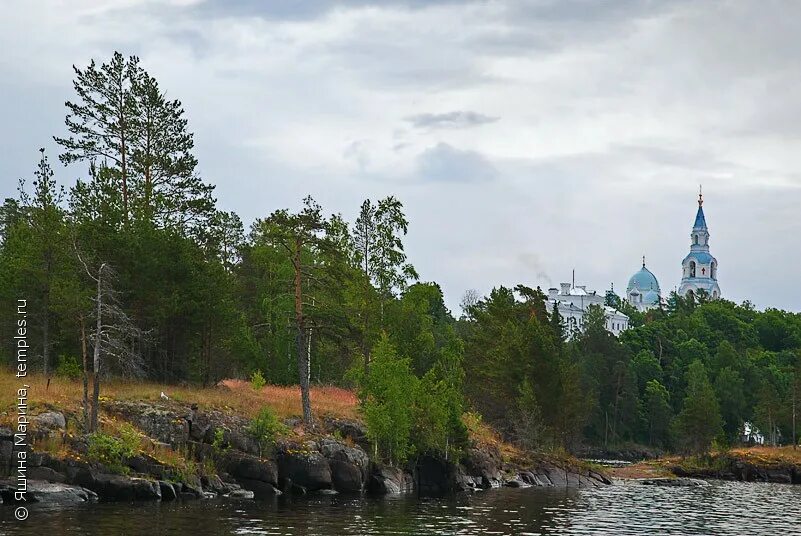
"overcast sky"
2,0,800,312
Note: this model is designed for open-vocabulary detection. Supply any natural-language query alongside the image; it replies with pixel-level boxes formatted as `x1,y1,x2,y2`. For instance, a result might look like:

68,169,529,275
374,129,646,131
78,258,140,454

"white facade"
548,282,629,338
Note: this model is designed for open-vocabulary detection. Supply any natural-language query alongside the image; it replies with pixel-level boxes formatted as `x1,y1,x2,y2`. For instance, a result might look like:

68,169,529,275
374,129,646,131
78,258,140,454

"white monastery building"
547,280,629,338
546,190,721,337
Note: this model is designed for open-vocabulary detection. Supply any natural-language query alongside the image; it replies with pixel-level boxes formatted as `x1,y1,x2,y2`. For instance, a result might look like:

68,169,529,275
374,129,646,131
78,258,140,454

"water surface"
2,481,799,535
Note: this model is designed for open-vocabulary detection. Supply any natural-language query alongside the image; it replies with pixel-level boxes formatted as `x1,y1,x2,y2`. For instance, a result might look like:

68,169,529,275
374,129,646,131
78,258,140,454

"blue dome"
627,266,660,293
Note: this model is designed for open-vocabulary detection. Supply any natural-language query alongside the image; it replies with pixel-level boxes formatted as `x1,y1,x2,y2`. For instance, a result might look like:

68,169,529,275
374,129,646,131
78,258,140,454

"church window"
711,262,717,279
689,261,696,277
693,234,698,245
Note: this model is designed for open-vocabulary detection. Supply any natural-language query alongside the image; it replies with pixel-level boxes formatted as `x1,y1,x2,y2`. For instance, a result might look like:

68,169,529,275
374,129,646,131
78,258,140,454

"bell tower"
678,187,721,300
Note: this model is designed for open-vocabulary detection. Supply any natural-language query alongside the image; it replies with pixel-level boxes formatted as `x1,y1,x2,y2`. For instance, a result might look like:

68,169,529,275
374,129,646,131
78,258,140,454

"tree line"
2,52,800,457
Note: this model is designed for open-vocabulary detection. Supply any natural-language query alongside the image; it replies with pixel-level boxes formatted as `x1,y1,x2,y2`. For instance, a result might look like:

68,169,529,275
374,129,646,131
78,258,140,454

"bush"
87,422,141,474
248,407,287,457
250,370,266,391
211,427,229,456
56,355,82,380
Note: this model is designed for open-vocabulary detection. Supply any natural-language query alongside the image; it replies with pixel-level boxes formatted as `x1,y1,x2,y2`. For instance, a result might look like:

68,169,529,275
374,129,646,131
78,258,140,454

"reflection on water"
2,481,800,535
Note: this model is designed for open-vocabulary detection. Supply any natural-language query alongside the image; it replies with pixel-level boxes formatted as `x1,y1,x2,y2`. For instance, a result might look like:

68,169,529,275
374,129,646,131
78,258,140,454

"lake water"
2,481,800,535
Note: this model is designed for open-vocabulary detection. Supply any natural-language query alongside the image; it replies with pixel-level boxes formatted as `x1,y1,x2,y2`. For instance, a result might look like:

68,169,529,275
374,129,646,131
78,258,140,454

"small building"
548,281,629,338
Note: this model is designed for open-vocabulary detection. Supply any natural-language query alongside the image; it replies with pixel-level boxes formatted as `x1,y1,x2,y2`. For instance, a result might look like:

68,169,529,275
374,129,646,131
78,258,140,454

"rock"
107,402,188,448
33,411,66,431
462,448,503,489
319,439,370,492
28,466,66,483
1,479,98,504
180,479,204,498
76,472,162,501
127,454,166,478
236,477,282,499
330,459,365,493
767,469,792,484
416,456,457,496
0,440,13,461
322,418,369,449
277,443,332,492
225,488,255,499
636,477,709,487
223,453,278,485
368,465,414,494
158,481,177,501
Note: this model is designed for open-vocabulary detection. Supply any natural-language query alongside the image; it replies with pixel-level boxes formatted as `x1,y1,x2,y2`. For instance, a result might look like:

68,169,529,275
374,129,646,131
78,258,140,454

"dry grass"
606,460,678,479
728,445,801,466
0,369,359,422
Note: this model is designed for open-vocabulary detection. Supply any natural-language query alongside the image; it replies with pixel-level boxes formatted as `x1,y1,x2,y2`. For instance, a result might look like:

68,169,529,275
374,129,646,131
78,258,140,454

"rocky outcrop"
319,438,370,492
1,399,613,507
0,479,97,504
672,456,801,485
277,442,333,494
369,465,414,494
222,452,281,498
634,477,709,487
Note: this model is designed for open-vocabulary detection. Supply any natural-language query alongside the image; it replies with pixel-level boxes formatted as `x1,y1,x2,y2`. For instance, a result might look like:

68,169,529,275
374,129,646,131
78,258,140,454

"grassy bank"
607,446,801,480
0,370,358,422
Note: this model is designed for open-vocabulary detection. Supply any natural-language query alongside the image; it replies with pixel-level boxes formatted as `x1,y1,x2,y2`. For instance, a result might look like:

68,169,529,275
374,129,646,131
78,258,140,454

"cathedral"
548,190,721,337
625,188,721,311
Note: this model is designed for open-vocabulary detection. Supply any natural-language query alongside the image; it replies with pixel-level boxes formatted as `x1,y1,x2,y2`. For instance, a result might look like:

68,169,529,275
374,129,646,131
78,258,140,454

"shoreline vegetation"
0,371,608,505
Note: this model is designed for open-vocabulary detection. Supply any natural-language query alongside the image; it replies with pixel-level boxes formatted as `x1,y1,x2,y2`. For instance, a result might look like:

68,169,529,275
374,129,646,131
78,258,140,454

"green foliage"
86,423,141,474
248,407,287,457
515,377,548,450
355,336,417,464
672,361,723,454
642,380,672,448
250,370,266,391
211,427,229,456
56,355,82,380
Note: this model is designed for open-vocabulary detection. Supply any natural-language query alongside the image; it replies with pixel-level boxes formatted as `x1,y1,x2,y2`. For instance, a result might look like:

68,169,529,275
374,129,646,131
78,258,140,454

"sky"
2,0,800,313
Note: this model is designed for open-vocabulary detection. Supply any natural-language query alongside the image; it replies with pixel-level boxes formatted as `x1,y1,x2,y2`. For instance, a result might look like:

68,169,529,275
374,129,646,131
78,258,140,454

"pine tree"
673,360,723,453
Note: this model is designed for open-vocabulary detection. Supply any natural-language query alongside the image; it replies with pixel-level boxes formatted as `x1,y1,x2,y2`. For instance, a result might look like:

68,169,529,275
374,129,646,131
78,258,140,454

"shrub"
211,427,229,456
250,370,266,391
248,407,287,457
56,355,82,380
87,423,140,474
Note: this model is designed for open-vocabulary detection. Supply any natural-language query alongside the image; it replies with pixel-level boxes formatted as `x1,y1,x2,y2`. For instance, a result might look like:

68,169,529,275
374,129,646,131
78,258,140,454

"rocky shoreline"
669,455,801,485
0,401,609,506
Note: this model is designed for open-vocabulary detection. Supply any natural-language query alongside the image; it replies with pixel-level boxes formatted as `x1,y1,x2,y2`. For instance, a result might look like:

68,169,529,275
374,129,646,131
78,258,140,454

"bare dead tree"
75,248,145,432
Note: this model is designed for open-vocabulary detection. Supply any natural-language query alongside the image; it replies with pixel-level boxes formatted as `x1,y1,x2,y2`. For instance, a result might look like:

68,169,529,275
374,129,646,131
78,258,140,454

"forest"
1,52,800,461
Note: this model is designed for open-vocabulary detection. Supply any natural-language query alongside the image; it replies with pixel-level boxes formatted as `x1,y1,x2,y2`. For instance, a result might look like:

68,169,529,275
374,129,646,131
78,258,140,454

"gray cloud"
406,111,499,130
417,143,497,183
2,0,801,312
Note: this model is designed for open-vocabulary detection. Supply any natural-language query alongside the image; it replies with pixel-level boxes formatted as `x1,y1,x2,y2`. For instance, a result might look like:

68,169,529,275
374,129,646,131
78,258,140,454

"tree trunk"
90,265,104,433
80,316,89,431
43,286,50,381
119,97,129,221
293,241,313,427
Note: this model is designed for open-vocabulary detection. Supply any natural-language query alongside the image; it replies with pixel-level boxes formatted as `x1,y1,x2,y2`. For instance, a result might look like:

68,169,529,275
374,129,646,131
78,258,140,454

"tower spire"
642,255,646,267
698,184,703,207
